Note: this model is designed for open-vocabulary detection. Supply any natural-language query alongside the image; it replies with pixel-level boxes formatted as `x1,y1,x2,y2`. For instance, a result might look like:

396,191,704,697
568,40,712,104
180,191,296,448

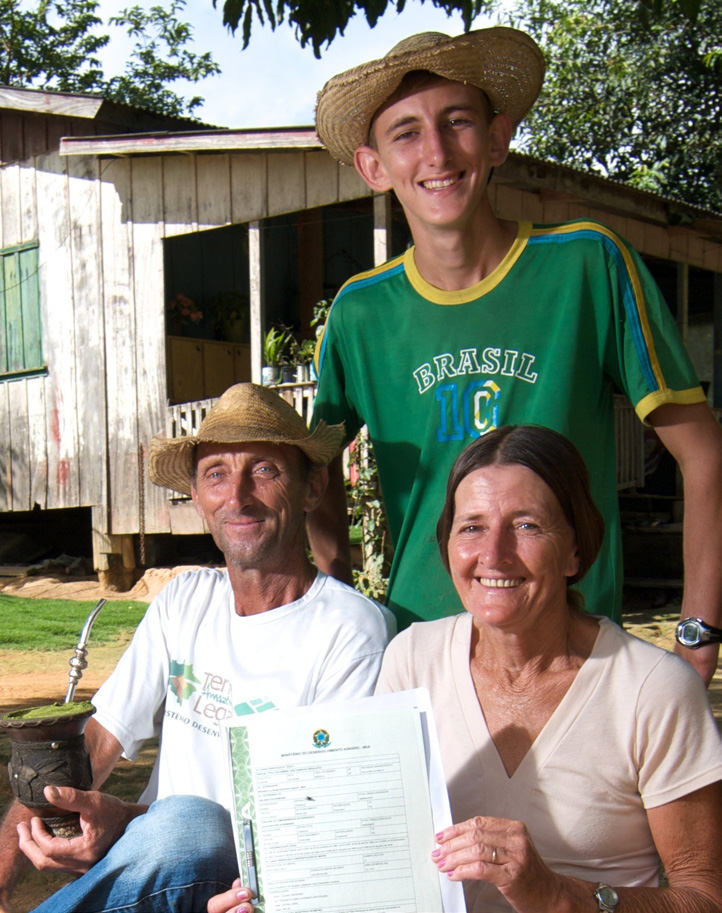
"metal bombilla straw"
65,598,107,703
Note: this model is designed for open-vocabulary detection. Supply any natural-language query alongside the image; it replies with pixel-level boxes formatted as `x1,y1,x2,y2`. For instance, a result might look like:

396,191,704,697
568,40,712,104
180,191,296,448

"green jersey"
313,220,704,629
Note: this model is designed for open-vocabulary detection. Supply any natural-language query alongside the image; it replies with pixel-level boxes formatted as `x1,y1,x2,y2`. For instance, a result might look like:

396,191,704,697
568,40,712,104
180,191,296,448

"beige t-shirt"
376,614,722,913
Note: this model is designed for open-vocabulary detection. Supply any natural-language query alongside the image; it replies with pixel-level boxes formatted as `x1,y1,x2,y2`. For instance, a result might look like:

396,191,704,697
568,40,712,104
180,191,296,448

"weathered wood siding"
488,178,722,272
0,144,371,535
1,134,721,543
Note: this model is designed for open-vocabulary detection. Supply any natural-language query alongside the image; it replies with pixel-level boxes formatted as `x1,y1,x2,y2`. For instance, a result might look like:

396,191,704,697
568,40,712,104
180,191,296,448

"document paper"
224,689,465,913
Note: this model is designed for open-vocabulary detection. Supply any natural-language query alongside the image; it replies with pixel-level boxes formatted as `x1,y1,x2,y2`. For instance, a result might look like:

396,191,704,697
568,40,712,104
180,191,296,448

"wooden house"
1,86,721,585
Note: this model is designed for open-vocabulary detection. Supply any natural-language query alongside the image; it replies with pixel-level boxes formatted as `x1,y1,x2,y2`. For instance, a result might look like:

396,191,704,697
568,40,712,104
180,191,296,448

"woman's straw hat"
148,383,345,496
315,27,545,166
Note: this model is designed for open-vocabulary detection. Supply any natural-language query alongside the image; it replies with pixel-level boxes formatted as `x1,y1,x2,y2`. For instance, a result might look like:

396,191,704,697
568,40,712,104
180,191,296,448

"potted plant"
210,291,247,342
262,324,293,386
289,337,317,382
309,299,332,380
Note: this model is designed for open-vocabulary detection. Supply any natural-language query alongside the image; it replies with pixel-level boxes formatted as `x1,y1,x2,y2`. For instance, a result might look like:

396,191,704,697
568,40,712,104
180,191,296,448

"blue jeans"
32,795,238,913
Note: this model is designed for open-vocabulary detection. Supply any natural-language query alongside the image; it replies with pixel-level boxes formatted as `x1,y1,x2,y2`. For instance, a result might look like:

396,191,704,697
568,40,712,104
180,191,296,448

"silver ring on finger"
491,846,498,864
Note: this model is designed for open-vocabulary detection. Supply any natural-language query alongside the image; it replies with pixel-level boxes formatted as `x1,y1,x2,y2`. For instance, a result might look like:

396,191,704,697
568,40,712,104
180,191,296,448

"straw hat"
315,27,545,166
148,383,345,496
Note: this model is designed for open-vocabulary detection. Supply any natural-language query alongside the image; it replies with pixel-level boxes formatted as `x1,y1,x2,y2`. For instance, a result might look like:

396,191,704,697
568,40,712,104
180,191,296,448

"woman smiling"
376,425,722,913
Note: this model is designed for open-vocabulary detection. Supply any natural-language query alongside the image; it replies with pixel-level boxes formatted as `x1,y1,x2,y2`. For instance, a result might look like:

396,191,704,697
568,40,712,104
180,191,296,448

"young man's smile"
420,173,464,190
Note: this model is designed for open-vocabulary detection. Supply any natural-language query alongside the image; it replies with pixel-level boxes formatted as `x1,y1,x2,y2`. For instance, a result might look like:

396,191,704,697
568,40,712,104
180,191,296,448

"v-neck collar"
451,613,608,782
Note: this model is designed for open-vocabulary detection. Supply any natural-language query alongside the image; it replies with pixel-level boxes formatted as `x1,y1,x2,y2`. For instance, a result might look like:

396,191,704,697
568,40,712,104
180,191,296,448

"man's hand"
16,785,146,875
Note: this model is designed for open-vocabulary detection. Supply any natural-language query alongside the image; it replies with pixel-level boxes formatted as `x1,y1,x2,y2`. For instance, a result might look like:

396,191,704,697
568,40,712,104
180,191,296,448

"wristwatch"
675,617,722,649
594,883,619,912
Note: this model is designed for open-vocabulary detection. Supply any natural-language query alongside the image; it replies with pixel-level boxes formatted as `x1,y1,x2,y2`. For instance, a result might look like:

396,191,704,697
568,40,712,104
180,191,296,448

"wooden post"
249,220,263,383
713,273,722,409
676,262,689,343
373,194,392,266
92,504,136,591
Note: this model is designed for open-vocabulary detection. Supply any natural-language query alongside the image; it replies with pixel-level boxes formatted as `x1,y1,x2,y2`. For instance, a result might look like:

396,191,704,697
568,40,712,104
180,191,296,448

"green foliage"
347,430,390,601
105,0,221,116
0,0,219,119
0,0,107,90
216,0,494,58
512,0,721,210
310,299,332,335
216,0,703,59
0,595,148,651
290,336,316,365
263,324,294,366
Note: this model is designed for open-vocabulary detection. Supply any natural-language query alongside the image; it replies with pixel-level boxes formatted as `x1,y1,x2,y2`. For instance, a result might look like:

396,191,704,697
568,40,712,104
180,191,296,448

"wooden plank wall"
490,180,722,273
0,144,372,536
0,111,126,167
0,145,107,514
3,136,722,546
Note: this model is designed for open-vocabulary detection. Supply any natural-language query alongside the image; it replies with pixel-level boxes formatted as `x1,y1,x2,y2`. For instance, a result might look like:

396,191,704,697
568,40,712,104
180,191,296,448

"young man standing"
309,28,722,684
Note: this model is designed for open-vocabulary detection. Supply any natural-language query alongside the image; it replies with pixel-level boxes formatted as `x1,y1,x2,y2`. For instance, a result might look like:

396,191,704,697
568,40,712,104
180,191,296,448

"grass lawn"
0,595,148,651
0,595,154,912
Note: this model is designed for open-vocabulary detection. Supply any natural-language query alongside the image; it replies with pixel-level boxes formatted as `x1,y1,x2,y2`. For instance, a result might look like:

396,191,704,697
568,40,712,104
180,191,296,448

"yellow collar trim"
403,221,531,305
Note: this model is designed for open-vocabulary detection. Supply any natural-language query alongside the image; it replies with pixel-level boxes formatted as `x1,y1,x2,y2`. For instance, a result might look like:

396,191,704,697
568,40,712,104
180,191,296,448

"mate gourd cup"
1,701,95,837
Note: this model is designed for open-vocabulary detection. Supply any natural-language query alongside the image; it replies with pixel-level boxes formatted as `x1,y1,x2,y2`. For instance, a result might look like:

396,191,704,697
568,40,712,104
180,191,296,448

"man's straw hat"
315,27,545,166
148,383,344,496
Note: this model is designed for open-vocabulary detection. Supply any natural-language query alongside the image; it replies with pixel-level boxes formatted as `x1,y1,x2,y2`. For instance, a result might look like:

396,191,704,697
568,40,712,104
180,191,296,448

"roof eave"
59,127,321,157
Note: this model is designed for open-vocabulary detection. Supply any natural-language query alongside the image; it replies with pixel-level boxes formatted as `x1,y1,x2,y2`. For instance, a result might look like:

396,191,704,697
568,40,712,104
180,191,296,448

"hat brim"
148,422,344,497
316,27,545,166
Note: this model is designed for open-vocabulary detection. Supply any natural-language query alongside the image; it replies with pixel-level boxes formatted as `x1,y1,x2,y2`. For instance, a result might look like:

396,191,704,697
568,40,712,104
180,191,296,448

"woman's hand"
206,877,254,913
433,816,569,913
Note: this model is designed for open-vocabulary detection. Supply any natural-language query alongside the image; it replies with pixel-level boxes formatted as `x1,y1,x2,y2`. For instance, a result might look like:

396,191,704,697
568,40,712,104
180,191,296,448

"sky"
95,0,506,129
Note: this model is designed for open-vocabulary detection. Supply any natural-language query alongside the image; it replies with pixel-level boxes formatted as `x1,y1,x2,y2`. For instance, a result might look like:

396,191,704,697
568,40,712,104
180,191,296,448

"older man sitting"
0,383,394,913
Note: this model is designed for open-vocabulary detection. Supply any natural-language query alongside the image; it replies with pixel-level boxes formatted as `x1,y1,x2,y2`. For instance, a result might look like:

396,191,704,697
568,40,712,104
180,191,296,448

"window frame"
0,241,46,380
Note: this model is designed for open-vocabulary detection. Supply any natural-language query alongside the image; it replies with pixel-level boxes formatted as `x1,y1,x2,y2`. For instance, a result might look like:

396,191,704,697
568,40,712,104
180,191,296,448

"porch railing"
165,387,645,493
614,395,645,491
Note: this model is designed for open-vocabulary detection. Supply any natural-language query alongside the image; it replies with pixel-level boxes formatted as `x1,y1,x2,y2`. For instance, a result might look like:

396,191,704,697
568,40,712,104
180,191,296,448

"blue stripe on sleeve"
528,228,658,392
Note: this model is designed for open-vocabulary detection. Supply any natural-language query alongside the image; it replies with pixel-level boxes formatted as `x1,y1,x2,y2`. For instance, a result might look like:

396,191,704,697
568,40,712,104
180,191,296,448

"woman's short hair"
436,425,604,588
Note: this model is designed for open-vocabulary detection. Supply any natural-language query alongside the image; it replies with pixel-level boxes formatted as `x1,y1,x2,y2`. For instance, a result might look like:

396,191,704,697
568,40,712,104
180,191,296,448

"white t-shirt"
94,569,395,807
376,614,722,913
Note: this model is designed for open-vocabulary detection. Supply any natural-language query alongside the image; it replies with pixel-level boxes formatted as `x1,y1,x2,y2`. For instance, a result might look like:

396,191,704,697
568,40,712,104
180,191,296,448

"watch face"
676,619,702,647
595,884,619,910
